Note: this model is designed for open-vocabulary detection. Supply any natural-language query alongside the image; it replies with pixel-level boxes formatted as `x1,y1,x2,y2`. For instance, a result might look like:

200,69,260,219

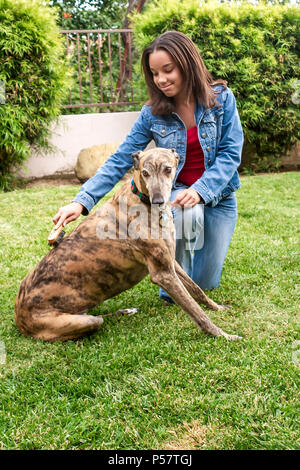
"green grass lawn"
0,172,299,450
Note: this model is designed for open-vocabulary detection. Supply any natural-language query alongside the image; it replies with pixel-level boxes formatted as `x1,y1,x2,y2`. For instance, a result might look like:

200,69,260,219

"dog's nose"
152,193,164,205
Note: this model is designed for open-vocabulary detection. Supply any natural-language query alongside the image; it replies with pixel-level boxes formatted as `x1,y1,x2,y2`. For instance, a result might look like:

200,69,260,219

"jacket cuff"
191,180,215,205
72,192,95,215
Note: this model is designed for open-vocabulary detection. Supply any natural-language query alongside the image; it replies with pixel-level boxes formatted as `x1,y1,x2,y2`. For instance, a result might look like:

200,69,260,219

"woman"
53,31,244,302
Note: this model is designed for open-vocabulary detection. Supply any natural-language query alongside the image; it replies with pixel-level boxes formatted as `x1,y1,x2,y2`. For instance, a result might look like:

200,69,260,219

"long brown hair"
141,31,227,115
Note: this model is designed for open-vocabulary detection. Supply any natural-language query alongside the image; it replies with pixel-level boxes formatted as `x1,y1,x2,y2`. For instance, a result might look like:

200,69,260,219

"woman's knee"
195,272,221,290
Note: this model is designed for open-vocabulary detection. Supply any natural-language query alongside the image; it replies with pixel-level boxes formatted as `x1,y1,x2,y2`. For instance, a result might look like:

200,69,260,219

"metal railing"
60,29,139,110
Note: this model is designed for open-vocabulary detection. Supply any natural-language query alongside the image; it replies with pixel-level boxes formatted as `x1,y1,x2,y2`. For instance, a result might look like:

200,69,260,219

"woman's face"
148,49,185,101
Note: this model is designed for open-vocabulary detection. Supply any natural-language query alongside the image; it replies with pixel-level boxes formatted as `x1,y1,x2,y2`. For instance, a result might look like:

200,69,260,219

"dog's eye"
142,170,150,178
164,167,172,174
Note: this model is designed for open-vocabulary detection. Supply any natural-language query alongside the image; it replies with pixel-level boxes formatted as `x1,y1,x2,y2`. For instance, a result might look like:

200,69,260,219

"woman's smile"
160,83,173,92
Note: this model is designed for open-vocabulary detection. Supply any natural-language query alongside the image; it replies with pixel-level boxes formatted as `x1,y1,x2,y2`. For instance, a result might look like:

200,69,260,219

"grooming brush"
48,225,66,247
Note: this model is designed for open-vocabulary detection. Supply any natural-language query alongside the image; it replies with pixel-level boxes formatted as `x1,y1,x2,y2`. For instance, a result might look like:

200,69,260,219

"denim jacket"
73,85,244,213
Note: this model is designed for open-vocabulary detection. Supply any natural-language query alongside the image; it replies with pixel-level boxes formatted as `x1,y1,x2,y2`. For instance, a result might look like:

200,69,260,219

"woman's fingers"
53,208,70,228
63,213,78,226
52,202,84,228
52,209,65,228
172,189,186,206
172,189,200,208
54,214,67,229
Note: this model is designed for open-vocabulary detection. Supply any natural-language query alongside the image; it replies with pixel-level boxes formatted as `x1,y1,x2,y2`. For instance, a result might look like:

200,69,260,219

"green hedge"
132,0,300,172
0,0,71,189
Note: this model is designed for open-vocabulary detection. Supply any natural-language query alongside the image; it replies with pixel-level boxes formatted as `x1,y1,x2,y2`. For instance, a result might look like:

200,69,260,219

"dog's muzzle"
151,193,165,205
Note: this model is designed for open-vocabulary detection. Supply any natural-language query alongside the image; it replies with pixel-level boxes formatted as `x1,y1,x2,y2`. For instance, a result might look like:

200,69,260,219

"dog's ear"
170,148,180,167
132,151,143,170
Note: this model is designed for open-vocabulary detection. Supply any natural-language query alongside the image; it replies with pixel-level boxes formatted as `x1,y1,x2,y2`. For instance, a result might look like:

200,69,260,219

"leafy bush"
0,0,71,189
132,0,300,172
49,0,127,30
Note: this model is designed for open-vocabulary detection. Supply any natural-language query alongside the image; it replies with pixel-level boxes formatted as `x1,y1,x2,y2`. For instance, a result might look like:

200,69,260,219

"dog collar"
131,179,151,205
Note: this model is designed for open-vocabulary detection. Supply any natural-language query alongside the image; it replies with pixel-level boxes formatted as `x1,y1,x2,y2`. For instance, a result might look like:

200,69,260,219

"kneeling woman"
53,31,244,302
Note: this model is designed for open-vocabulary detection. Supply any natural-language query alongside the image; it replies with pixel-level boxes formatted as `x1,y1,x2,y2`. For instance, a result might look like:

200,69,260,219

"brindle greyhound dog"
15,148,241,342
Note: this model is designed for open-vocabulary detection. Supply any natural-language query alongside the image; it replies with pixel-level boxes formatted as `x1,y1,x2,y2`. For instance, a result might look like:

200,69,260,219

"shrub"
0,0,71,189
132,0,300,172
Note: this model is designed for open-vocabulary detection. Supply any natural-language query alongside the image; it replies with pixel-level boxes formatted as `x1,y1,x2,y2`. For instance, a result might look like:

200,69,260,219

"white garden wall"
16,111,299,179
17,111,140,179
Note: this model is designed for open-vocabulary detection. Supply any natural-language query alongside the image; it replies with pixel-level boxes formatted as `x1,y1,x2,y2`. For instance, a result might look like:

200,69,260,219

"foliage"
0,0,71,190
132,0,300,172
49,0,128,30
0,173,299,449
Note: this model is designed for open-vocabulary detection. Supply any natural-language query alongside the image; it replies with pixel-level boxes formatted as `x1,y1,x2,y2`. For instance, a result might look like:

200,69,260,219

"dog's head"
132,148,179,206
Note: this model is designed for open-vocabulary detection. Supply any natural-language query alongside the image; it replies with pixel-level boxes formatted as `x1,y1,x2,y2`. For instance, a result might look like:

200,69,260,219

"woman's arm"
72,106,153,214
191,88,244,205
52,107,153,227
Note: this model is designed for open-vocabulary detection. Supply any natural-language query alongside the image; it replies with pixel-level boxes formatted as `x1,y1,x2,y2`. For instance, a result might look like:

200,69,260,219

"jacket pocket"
201,110,221,142
151,124,177,149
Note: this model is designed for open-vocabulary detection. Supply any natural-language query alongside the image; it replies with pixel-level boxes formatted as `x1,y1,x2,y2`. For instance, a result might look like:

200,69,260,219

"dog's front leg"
147,261,241,341
174,261,229,311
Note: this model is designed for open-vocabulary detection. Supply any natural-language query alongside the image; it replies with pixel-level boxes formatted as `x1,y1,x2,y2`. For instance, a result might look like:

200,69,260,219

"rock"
75,143,120,182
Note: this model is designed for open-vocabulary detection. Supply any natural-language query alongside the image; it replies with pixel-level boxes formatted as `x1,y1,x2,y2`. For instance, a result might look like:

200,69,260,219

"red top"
177,126,205,186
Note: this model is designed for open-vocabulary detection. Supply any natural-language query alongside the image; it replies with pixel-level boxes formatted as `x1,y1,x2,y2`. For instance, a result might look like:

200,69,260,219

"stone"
74,143,120,182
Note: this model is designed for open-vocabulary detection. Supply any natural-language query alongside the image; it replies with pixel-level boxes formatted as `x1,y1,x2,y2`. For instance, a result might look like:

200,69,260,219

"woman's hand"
171,188,201,208
52,202,84,228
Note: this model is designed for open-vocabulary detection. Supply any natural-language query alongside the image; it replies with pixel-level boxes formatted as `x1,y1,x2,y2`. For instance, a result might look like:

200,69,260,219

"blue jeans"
159,184,237,301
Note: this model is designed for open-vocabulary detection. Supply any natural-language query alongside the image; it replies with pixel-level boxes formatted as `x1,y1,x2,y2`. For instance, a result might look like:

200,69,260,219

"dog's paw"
115,308,139,316
217,304,231,311
222,332,242,341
